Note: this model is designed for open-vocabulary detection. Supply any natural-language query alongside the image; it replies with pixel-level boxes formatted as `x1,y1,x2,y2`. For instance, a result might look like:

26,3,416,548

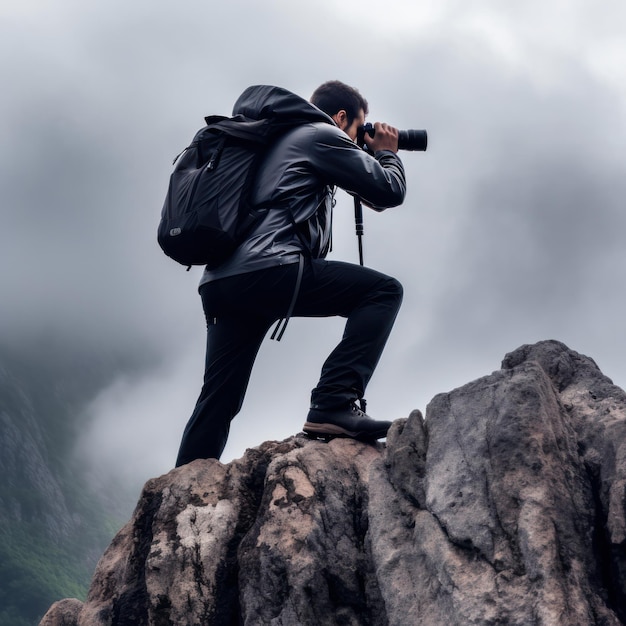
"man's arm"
310,124,406,211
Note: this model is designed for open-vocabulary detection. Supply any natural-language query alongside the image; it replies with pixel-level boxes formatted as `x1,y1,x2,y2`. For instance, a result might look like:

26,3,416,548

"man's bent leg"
175,315,270,466
293,260,403,411
313,273,403,410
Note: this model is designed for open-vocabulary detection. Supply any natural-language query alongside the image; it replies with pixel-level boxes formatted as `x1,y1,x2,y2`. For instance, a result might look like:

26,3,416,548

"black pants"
175,258,403,465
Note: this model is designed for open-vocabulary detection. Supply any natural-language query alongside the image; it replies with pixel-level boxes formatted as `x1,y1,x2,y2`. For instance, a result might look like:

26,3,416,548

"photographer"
175,80,406,466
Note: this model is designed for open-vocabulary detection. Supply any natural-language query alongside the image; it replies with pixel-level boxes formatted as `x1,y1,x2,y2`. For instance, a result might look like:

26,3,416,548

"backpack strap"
270,253,304,341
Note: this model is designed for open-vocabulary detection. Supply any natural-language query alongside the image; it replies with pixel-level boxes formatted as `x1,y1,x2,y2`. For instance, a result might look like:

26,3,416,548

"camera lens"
398,130,427,152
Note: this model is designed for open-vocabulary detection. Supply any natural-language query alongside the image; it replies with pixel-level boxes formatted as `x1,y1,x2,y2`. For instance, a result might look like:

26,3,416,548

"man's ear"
331,109,348,130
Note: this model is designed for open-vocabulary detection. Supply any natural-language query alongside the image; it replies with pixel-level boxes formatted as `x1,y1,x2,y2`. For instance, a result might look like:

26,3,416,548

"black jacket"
200,85,406,286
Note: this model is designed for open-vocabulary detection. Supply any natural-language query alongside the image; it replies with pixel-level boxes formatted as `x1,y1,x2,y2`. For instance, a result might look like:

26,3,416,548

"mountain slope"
0,351,130,626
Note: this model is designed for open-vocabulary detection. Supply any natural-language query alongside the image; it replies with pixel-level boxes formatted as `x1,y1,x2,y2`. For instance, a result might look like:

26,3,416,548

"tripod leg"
354,196,364,266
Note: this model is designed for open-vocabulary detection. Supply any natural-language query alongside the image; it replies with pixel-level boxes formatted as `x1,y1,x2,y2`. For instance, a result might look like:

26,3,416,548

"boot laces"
351,400,367,418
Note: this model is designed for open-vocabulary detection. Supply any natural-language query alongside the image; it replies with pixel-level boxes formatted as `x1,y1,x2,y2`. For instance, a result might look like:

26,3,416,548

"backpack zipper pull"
172,143,195,165
206,138,226,171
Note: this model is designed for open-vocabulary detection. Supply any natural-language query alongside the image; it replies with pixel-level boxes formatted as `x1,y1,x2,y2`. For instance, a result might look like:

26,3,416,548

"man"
175,81,406,466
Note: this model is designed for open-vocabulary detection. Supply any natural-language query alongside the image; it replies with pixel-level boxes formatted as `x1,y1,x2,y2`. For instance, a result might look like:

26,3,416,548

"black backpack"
158,86,332,269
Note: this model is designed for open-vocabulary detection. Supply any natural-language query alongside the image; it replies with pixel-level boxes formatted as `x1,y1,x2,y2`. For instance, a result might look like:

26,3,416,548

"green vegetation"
0,524,90,625
0,347,134,626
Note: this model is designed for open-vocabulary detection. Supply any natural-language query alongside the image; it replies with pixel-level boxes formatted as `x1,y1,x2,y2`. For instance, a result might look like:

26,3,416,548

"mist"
2,0,625,488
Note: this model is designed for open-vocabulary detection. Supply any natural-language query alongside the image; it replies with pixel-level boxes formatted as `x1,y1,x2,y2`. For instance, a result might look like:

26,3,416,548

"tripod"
354,196,365,266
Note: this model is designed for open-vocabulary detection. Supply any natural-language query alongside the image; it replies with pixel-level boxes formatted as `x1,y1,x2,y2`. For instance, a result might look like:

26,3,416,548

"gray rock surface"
40,340,626,625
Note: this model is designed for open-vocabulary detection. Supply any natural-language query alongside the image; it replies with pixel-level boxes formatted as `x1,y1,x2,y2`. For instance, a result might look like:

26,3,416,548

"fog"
2,0,625,488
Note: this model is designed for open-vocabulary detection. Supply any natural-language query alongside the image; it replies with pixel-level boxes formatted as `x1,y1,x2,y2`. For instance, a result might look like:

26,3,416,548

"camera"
357,122,428,152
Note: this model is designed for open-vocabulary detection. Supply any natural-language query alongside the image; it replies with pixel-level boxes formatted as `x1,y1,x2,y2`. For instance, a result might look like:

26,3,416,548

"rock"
39,341,626,625
39,598,83,626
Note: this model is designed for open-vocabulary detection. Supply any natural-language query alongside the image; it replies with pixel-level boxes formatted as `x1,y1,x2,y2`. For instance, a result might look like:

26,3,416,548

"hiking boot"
303,403,392,441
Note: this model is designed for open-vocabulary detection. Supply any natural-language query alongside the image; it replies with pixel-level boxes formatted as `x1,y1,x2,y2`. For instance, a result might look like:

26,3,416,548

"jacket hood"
232,85,335,126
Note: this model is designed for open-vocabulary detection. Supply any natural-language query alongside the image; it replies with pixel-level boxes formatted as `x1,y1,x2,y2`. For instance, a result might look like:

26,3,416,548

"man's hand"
364,122,399,153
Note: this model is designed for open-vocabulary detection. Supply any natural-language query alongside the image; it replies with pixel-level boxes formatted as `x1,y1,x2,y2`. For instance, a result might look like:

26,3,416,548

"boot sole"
302,421,389,441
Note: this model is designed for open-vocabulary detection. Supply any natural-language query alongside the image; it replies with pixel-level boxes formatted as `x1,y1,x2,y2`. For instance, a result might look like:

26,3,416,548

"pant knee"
381,276,403,308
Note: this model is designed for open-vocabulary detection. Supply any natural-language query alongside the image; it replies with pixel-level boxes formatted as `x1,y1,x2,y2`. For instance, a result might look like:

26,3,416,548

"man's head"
310,80,368,141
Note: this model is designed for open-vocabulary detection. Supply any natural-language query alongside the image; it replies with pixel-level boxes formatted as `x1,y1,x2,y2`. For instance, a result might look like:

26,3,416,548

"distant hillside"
0,347,134,626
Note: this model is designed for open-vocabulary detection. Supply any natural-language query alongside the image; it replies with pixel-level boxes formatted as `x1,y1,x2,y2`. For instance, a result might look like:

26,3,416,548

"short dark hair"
310,80,369,125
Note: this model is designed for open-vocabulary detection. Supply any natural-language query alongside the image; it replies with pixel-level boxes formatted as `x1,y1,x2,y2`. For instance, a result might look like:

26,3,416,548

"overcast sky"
2,0,626,488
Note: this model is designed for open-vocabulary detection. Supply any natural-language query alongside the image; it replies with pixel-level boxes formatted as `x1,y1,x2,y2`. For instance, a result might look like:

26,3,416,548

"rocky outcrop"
40,341,626,625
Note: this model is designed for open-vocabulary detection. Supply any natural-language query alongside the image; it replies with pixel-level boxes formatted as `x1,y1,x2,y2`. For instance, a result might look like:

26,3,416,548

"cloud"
2,0,626,483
